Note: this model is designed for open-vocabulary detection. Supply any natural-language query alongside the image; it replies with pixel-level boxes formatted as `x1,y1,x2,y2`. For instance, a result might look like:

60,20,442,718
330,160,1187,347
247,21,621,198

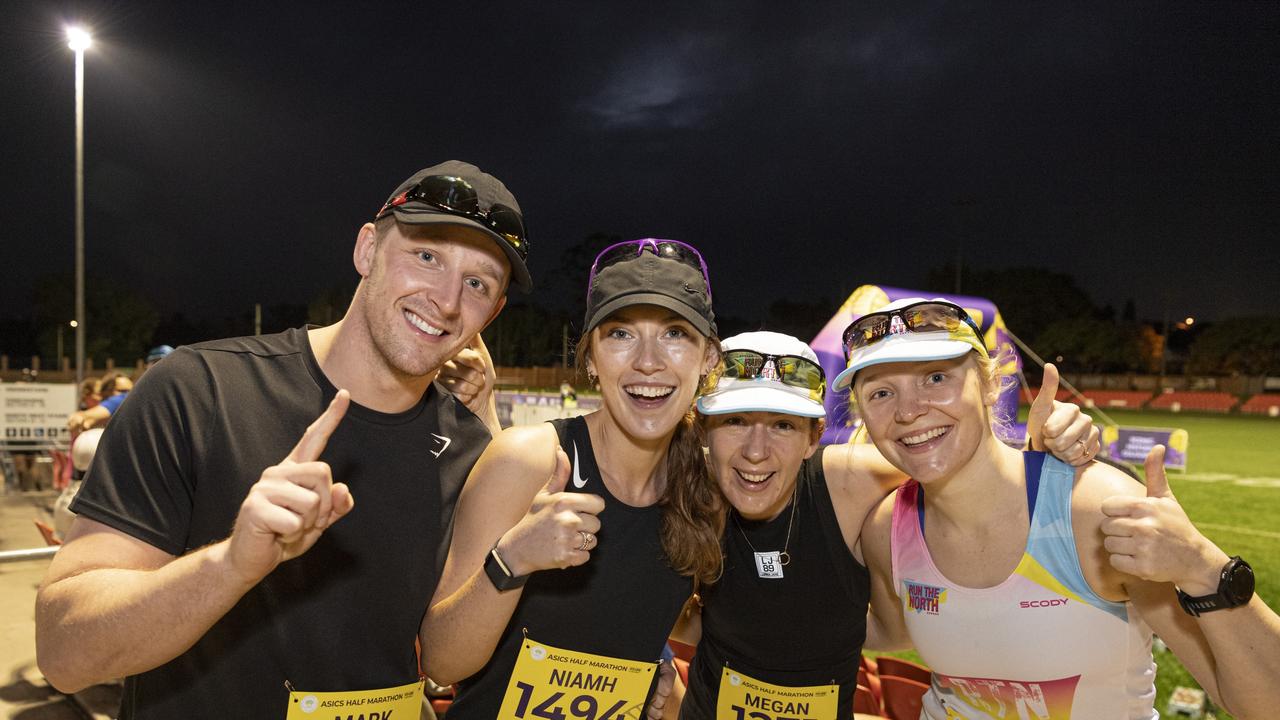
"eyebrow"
472,257,507,284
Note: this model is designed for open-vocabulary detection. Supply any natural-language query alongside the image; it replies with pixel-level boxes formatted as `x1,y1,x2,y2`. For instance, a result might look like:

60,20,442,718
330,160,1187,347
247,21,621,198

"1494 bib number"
497,638,657,720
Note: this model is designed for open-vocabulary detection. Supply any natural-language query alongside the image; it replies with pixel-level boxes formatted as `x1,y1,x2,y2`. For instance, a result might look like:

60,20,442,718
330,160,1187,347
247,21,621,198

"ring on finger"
577,530,593,551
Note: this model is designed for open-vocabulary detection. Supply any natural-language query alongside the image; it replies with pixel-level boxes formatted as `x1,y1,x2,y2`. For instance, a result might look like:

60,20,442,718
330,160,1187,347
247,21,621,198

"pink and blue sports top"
890,452,1158,719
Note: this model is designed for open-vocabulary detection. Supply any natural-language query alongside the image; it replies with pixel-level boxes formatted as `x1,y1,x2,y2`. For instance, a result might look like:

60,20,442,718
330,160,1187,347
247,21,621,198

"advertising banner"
1102,425,1188,471
1,383,76,443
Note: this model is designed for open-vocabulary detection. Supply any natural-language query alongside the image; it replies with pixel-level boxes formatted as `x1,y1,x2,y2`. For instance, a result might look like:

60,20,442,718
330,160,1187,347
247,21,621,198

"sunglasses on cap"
841,300,983,359
376,175,528,262
587,238,712,301
718,349,826,404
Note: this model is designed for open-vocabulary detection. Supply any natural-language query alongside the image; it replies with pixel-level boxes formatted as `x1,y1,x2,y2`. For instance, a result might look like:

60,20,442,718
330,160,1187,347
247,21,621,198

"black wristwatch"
484,543,528,592
1177,556,1254,617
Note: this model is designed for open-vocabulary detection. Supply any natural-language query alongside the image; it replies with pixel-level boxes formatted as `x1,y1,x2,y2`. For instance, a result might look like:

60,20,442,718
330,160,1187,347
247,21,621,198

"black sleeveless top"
447,416,694,719
682,446,871,719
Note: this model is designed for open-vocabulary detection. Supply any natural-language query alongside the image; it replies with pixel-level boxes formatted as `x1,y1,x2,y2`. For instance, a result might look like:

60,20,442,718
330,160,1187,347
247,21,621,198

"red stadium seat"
668,639,696,663
34,519,61,546
854,683,883,716
1241,393,1280,416
673,657,689,686
880,675,930,720
1148,391,1237,413
1079,390,1153,408
858,663,881,706
875,656,932,685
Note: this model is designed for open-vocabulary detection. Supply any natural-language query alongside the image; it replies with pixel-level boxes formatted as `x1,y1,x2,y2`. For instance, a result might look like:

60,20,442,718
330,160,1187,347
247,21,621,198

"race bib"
497,636,657,720
716,666,838,720
285,679,423,719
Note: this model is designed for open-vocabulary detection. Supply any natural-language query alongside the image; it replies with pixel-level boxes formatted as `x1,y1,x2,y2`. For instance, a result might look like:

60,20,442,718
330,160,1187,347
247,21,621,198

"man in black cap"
36,161,530,719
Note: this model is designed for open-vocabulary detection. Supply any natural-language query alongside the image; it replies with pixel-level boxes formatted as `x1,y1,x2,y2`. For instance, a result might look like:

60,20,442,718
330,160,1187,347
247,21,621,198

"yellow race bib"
497,636,657,720
716,666,838,720
285,679,423,720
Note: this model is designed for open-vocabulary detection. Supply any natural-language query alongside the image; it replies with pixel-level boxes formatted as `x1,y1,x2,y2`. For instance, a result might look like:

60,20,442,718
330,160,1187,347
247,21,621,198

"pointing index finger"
288,389,351,463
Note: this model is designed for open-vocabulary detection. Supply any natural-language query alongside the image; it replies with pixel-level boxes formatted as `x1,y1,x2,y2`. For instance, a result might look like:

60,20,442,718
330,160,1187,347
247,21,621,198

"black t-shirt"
682,447,871,719
447,416,693,719
71,327,490,720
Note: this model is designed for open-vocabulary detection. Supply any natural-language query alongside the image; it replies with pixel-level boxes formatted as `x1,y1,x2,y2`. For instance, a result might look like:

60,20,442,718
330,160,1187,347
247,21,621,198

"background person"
67,371,133,433
422,238,720,719
852,297,1280,719
675,331,1097,719
36,160,530,719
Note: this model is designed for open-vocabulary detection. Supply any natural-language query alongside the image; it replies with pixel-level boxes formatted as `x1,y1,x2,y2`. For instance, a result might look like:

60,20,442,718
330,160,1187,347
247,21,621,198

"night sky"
2,2,1277,340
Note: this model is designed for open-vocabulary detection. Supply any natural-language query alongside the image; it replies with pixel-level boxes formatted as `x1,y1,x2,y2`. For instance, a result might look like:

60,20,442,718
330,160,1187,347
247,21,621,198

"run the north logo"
904,580,947,615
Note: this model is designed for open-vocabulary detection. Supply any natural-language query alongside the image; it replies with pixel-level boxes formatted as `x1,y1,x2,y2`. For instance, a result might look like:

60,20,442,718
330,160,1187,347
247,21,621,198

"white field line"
1196,523,1280,541
1175,473,1280,488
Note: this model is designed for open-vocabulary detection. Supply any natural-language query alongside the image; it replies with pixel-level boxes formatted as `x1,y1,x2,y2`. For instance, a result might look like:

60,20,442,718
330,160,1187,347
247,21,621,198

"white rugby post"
67,26,92,386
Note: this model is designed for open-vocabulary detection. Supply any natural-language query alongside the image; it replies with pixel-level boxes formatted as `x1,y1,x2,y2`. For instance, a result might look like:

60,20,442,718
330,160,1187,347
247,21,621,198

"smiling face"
354,219,509,382
705,411,820,521
852,353,998,484
585,305,716,442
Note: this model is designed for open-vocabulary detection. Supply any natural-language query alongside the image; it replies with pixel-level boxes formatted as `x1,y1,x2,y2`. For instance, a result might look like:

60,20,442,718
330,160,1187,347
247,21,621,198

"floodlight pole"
72,36,87,386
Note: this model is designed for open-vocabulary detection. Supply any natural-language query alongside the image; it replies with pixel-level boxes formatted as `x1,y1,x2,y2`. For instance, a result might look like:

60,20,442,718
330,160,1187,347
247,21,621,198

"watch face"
1225,560,1255,604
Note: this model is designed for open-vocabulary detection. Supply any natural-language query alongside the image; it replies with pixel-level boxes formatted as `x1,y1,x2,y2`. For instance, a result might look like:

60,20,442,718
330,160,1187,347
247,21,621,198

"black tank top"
447,416,693,719
682,446,870,719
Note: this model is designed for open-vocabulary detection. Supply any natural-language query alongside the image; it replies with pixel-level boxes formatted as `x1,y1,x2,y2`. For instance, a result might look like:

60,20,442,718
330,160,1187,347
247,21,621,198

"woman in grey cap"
423,239,725,719
673,329,1097,719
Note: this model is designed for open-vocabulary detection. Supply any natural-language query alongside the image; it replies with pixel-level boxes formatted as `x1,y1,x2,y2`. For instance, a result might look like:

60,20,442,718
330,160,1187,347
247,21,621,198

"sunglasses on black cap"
587,238,712,301
376,175,529,262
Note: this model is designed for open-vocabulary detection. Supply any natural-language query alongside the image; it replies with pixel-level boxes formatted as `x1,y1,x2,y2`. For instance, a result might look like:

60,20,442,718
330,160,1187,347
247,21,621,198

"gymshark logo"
429,433,451,458
572,441,588,489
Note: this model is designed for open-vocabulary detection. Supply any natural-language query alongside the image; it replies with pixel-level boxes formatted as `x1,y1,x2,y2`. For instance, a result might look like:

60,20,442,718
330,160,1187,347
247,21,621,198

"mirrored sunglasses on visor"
718,349,826,404
587,238,712,300
841,300,984,359
376,174,529,261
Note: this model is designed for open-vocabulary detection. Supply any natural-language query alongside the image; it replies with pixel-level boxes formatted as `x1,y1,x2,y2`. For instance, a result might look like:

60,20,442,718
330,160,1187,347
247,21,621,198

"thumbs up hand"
1027,363,1100,466
1099,445,1229,593
494,447,606,577
225,390,356,585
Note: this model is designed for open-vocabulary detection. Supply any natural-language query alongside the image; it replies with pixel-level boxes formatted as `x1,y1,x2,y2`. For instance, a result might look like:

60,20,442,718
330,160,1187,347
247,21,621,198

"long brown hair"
575,334,726,586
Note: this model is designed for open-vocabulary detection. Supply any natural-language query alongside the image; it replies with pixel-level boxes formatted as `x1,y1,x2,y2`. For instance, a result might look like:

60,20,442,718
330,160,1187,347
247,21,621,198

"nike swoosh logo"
572,441,587,489
430,433,451,459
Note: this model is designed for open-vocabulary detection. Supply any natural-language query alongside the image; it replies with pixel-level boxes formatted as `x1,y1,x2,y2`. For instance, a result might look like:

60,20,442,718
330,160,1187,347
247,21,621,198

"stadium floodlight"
66,26,92,51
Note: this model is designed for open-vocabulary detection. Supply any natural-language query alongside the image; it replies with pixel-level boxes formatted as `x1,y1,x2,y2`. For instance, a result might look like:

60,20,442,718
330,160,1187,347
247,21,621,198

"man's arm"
67,403,111,433
36,392,355,692
1091,448,1280,718
37,521,254,691
419,424,605,685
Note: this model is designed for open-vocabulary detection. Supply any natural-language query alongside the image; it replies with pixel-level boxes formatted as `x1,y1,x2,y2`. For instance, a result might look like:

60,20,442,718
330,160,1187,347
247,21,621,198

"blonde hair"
575,333,726,586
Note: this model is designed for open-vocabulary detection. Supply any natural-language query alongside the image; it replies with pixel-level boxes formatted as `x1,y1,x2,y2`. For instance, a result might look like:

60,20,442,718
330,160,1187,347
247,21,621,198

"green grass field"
872,408,1280,719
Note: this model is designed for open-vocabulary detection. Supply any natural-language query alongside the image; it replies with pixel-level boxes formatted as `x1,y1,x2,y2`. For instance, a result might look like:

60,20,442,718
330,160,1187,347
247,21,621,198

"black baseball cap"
583,241,716,336
381,160,533,292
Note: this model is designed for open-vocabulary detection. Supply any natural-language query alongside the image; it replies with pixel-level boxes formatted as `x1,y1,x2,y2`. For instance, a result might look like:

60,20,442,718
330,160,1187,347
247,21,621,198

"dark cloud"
1,1,1277,337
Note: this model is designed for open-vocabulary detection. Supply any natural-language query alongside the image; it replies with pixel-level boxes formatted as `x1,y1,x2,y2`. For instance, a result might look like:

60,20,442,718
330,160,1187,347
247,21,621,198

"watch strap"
1177,556,1252,616
484,543,528,592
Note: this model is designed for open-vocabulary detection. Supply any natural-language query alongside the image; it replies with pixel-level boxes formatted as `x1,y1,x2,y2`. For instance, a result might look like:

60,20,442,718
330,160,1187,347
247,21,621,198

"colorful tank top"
890,452,1158,719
